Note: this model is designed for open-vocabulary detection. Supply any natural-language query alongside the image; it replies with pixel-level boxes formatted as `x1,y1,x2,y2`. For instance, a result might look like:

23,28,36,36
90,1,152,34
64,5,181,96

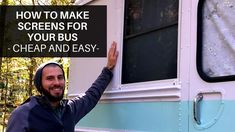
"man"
6,42,118,132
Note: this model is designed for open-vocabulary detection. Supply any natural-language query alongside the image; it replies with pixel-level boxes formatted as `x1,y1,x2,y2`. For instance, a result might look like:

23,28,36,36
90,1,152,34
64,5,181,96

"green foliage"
0,83,4,89
51,0,72,5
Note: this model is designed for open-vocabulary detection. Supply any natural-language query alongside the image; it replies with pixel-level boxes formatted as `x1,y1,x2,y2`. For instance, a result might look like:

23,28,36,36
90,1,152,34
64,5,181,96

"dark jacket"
6,68,113,132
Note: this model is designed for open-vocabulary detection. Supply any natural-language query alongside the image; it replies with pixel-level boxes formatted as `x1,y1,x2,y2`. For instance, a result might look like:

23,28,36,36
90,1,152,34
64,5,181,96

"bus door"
189,0,235,131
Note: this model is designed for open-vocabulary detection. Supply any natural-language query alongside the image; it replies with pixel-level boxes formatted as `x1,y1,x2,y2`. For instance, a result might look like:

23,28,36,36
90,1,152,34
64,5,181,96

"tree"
27,58,36,96
0,0,8,131
1,58,11,132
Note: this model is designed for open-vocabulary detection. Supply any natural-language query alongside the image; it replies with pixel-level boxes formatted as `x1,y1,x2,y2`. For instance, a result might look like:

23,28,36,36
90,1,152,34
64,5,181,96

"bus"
68,0,235,131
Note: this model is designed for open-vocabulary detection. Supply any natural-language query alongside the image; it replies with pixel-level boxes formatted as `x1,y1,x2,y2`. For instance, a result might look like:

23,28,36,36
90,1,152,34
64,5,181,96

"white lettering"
72,44,97,53
16,11,42,19
60,11,89,19
27,33,56,42
67,22,87,30
12,44,46,52
48,44,70,52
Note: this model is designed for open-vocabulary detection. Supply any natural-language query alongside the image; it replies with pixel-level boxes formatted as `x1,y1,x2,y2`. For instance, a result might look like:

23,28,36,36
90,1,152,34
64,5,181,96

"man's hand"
106,41,119,70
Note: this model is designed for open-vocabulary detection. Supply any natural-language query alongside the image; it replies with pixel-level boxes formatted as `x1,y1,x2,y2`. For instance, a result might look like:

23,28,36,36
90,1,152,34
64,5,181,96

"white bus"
68,0,235,131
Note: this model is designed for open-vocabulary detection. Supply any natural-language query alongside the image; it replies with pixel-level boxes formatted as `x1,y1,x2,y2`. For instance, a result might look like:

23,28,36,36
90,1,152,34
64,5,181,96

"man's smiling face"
41,65,65,102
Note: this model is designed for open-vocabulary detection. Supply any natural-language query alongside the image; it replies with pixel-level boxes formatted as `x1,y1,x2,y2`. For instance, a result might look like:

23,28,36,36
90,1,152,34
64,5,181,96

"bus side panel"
76,101,187,132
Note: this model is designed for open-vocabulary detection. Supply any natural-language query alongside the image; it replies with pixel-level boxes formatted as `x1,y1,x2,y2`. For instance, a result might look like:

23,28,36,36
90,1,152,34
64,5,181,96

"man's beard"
41,87,64,102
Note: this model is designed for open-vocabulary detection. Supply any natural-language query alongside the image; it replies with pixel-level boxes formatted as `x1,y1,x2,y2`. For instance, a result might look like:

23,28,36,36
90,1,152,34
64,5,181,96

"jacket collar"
22,95,67,110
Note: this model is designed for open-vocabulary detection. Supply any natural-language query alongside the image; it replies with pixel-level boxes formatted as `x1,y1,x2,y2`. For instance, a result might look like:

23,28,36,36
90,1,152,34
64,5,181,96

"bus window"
197,0,235,82
122,0,179,84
